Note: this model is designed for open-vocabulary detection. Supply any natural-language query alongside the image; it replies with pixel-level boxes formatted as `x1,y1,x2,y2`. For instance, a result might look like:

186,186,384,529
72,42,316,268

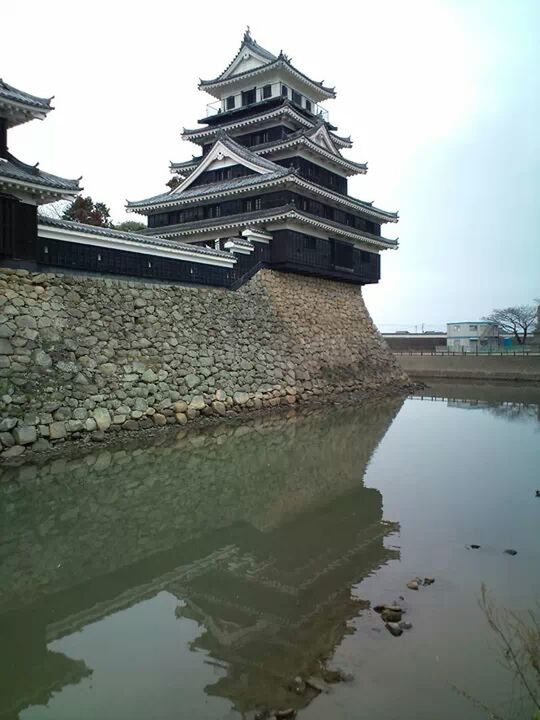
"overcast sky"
3,0,539,330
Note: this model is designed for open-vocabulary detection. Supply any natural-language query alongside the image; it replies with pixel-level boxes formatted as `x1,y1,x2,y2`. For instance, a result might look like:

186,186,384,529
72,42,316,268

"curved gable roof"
215,29,278,81
127,133,289,211
0,79,53,127
199,31,335,101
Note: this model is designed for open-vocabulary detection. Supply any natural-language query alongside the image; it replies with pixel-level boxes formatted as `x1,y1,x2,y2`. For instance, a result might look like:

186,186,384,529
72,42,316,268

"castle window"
262,84,272,99
255,197,262,210
226,95,235,110
291,90,302,106
207,205,221,219
305,99,312,112
242,88,256,106
281,84,289,98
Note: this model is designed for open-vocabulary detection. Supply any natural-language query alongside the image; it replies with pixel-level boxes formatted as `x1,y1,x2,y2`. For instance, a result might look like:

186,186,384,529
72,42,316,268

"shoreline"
0,383,415,469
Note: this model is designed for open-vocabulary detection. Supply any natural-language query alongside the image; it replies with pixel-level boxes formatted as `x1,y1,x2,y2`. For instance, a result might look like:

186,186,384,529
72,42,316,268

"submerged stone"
385,622,403,637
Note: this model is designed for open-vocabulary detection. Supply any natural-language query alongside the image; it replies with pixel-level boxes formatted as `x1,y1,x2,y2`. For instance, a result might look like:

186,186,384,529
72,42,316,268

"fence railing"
206,83,329,122
393,349,540,356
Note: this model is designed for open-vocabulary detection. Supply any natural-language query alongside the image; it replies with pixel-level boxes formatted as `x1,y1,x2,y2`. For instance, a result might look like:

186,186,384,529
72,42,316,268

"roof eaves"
182,103,314,141
148,204,398,249
0,158,81,195
37,215,233,259
200,30,277,87
127,169,292,212
0,79,53,111
199,58,336,98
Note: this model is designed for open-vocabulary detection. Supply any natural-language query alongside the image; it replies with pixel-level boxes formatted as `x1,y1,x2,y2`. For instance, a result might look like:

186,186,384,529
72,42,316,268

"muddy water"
0,383,538,720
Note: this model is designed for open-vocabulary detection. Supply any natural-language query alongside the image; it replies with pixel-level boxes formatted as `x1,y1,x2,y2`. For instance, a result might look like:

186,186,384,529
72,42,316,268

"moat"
1,381,539,720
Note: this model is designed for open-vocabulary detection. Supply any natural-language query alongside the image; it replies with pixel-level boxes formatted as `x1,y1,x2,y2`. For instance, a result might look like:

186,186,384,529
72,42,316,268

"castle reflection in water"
0,398,404,718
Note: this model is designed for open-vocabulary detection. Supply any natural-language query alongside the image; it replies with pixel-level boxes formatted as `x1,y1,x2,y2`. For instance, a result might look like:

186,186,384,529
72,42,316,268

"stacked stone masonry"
0,267,408,459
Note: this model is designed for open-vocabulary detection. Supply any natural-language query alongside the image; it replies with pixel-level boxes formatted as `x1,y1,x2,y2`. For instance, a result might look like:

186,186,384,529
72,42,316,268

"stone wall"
0,267,408,459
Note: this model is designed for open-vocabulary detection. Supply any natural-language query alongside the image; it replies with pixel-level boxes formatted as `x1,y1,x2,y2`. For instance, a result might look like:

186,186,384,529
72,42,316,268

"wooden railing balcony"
206,84,330,123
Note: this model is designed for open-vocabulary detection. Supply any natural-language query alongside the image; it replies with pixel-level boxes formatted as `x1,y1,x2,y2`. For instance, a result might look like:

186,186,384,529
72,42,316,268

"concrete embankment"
397,353,540,383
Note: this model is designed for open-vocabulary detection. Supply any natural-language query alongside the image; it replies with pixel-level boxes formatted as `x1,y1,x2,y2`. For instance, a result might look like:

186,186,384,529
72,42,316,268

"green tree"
62,196,112,227
115,220,146,233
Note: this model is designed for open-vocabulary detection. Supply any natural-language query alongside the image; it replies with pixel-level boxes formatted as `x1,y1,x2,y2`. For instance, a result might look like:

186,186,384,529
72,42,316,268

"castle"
1,30,398,290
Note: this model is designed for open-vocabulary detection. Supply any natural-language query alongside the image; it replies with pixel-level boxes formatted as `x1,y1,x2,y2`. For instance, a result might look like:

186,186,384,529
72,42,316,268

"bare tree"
483,306,537,345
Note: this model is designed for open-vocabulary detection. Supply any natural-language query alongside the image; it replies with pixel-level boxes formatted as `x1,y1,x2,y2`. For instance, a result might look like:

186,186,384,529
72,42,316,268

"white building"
446,322,500,352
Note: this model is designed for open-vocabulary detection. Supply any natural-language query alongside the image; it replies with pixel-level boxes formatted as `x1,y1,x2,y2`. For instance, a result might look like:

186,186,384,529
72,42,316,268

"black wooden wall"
0,196,36,260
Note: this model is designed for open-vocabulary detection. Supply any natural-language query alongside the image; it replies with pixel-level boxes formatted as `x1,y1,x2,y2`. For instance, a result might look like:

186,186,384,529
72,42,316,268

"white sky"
3,0,539,330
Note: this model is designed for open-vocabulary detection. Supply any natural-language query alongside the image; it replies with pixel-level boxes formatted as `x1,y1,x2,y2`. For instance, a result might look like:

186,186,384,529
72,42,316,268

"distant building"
446,321,499,352
383,333,446,352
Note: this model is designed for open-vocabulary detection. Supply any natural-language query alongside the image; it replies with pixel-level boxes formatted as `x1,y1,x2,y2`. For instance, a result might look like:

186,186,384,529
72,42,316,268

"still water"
1,382,539,720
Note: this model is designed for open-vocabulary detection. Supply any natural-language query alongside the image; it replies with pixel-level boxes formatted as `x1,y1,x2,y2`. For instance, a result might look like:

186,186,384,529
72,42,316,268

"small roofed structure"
198,28,336,102
0,79,81,261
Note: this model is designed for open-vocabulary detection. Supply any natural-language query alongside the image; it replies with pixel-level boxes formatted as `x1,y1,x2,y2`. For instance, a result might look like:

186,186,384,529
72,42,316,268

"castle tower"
127,30,398,286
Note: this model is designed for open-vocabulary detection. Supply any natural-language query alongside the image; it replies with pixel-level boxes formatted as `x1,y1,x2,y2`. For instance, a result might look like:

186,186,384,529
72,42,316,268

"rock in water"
254,710,271,720
322,668,353,684
399,621,413,630
385,622,403,637
254,711,270,720
406,580,419,591
287,677,306,695
305,676,331,694
381,609,402,623
504,549,518,556
423,577,435,585
470,544,481,549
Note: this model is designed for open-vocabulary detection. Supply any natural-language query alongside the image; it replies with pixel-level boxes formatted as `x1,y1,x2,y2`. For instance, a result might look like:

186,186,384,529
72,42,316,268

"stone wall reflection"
0,398,403,718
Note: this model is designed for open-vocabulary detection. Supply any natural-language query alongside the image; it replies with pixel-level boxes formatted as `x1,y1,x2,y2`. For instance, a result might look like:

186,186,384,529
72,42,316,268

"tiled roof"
0,154,80,193
199,32,335,98
127,168,290,210
129,133,290,210
201,56,335,96
182,101,345,147
0,79,52,111
211,30,277,81
217,132,285,171
170,157,202,172
171,131,366,176
38,216,233,259
145,204,398,249
229,236,254,248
